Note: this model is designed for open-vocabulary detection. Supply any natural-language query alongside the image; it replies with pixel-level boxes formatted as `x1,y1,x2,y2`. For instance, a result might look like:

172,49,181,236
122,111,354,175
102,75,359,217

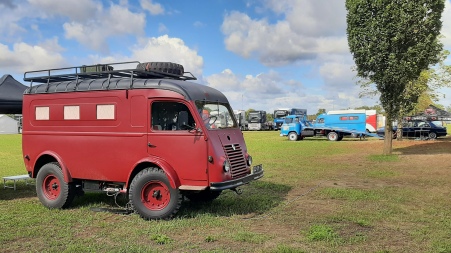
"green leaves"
347,0,444,115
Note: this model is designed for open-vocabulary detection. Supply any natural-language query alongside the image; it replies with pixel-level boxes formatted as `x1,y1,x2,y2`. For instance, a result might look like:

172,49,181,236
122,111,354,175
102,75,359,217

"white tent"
0,114,19,134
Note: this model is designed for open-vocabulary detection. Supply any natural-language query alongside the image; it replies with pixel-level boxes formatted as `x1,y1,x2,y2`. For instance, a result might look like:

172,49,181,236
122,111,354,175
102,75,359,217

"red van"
22,61,263,220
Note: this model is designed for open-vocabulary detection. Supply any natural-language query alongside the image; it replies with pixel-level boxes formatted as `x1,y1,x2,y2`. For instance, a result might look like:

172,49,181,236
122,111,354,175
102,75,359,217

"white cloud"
29,0,100,22
140,0,164,15
441,0,451,48
130,35,204,77
63,4,146,52
158,23,168,33
221,1,349,67
0,41,66,74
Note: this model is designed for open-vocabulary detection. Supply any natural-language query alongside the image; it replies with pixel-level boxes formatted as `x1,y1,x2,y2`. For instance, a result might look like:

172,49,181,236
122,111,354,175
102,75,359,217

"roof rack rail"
23,61,197,84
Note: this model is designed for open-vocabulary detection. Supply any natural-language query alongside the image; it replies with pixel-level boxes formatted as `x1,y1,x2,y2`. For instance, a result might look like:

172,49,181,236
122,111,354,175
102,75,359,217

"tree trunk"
396,116,403,141
383,119,393,155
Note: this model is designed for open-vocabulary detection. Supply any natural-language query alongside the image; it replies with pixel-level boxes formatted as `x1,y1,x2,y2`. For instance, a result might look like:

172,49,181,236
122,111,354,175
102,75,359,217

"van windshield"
195,101,237,129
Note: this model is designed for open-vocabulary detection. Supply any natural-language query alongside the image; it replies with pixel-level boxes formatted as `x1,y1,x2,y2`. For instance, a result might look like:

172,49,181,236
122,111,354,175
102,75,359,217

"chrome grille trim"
223,144,248,178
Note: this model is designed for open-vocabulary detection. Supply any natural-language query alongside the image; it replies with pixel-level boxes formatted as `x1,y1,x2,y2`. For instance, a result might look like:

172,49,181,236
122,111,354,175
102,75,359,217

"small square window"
97,104,115,119
35,107,49,120
64,106,80,120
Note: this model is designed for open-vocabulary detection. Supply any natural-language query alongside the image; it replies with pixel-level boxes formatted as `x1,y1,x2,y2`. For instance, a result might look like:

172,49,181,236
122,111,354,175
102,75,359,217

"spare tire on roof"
136,62,184,76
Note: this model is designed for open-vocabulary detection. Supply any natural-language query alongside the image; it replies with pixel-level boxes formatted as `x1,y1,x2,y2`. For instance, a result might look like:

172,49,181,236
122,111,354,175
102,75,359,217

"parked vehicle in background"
273,108,307,130
233,110,248,131
328,109,377,132
376,120,447,139
281,112,379,141
21,61,263,220
248,110,270,130
210,110,234,129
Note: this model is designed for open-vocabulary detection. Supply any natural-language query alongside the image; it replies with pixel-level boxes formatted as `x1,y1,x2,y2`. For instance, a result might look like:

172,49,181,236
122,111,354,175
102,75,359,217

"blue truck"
280,112,379,141
273,108,307,130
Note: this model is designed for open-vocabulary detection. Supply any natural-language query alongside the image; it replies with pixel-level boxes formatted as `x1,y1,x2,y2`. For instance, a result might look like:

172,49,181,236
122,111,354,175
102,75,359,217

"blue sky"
1,0,451,114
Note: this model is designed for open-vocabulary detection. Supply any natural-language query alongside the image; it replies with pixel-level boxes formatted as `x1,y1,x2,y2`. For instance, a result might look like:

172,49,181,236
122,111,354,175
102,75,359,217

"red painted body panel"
22,88,254,189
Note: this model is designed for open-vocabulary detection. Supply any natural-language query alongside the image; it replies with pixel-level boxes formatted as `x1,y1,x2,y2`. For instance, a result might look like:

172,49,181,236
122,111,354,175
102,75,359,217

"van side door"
147,100,208,185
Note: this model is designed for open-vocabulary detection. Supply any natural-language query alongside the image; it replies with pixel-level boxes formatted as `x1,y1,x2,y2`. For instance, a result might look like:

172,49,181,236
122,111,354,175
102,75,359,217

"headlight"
247,155,253,166
223,160,230,172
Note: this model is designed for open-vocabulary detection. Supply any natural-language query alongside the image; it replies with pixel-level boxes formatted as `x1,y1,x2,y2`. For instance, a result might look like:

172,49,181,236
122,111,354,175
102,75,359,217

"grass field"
0,133,450,253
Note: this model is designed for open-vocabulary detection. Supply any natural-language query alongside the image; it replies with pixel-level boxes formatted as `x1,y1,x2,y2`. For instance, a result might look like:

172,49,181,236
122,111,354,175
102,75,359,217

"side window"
151,102,195,131
317,118,324,124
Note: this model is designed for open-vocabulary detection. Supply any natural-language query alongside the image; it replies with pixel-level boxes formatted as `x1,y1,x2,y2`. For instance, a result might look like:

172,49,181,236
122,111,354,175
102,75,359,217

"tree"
266,113,274,123
245,109,255,121
346,0,445,154
316,109,326,116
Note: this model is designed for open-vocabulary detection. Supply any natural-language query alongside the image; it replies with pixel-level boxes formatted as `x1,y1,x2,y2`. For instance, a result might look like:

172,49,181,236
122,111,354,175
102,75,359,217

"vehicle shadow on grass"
0,183,36,200
178,181,292,218
394,137,451,155
69,181,292,218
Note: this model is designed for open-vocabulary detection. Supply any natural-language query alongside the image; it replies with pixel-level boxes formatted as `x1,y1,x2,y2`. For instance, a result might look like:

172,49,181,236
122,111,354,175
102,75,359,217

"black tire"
36,162,75,209
327,132,339,141
129,167,182,220
428,132,437,139
288,132,298,141
184,190,222,202
136,62,184,76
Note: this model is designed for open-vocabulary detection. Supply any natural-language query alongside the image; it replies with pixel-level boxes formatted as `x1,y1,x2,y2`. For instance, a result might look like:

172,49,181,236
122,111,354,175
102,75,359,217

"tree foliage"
346,0,445,154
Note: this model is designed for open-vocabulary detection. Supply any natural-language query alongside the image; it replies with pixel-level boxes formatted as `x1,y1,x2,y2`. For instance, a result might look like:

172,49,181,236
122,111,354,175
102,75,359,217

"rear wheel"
184,190,222,202
36,162,75,209
327,132,339,141
288,132,298,141
129,167,182,220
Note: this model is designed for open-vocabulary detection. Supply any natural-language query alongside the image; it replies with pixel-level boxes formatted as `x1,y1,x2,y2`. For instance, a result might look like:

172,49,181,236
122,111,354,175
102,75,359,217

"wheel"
392,132,397,139
327,132,339,141
136,62,184,76
184,190,222,202
129,167,182,220
36,162,75,209
428,132,437,139
288,132,298,141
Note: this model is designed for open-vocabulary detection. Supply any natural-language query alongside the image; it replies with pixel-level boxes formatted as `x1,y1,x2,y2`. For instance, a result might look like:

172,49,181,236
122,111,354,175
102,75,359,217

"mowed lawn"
0,133,450,253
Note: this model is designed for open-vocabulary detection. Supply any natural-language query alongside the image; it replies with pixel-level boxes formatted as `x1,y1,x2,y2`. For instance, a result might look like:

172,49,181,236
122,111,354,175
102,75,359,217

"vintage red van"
21,61,263,220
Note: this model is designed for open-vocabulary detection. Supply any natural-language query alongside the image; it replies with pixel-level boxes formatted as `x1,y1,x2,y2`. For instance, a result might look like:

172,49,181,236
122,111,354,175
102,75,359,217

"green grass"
1,133,450,252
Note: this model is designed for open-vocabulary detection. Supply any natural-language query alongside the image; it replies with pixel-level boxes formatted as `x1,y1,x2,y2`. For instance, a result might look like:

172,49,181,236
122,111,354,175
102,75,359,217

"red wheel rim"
141,181,170,210
330,133,337,140
42,174,60,200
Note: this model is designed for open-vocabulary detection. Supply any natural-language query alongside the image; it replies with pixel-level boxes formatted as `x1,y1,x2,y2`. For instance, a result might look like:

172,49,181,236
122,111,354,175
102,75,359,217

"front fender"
128,156,181,189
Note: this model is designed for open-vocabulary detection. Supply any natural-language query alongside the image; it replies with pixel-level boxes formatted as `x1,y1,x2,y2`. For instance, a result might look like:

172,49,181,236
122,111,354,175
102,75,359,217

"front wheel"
288,132,298,141
36,162,75,209
428,132,437,139
129,167,182,220
327,132,339,141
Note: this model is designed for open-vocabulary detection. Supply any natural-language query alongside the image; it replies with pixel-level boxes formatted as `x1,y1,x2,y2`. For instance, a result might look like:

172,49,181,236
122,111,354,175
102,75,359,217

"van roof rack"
23,61,196,83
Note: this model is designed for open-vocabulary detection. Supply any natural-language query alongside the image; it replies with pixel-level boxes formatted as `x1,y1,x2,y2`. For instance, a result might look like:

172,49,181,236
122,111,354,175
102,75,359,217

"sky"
1,0,451,115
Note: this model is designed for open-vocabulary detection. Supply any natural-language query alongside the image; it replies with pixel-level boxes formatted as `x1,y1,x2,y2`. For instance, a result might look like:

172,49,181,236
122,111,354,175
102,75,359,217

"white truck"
233,110,248,131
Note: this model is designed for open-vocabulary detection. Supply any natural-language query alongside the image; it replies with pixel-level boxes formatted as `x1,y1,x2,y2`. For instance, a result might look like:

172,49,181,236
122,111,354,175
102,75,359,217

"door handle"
148,142,155,147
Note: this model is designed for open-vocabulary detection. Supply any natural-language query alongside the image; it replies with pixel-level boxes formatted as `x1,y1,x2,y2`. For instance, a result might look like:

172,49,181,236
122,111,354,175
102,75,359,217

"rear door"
147,100,208,184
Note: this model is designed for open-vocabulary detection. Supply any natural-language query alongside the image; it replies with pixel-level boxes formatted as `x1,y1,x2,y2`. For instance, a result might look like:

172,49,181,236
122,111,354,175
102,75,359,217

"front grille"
223,144,248,178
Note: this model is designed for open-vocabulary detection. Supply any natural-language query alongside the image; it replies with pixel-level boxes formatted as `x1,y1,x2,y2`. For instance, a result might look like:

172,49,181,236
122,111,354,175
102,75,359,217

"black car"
376,120,447,139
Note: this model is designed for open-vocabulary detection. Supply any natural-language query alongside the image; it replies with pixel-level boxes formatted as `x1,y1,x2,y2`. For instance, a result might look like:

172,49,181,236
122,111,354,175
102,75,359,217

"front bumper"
210,164,264,191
